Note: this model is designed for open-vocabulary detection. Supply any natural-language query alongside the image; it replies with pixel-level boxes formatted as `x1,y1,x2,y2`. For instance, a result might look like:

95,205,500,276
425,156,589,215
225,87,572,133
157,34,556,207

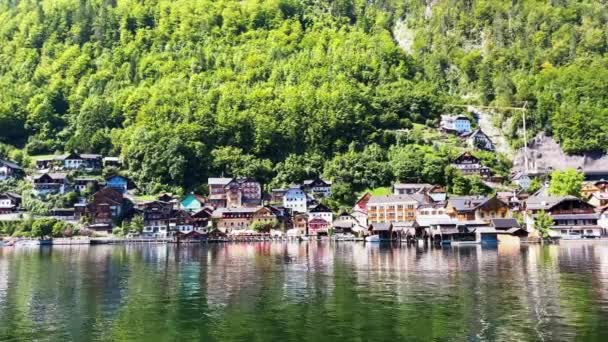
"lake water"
1,242,608,341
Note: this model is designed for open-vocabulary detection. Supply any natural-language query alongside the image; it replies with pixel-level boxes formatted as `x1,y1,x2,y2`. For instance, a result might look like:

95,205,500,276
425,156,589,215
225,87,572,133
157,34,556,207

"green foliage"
251,219,278,233
534,210,554,240
549,168,584,197
0,0,444,191
31,218,57,238
388,144,452,184
527,178,542,194
401,0,608,153
450,174,492,196
129,215,144,234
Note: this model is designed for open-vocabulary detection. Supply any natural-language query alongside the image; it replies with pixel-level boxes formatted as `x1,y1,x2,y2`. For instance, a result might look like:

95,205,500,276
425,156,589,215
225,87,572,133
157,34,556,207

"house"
302,178,332,198
191,207,213,231
308,203,333,224
367,194,424,224
267,206,291,230
140,201,174,237
416,203,450,221
511,172,532,190
57,153,102,171
368,222,395,240
212,207,261,233
35,157,56,170
447,196,511,223
270,188,287,203
393,183,432,195
351,192,371,227
169,209,198,235
252,206,279,227
227,178,262,207
440,115,472,135
180,193,206,212
293,212,309,235
76,188,126,227
0,159,23,180
207,178,233,207
599,207,608,234
0,192,21,214
33,173,69,195
451,152,492,178
525,195,601,238
489,218,528,241
308,218,330,236
581,180,608,199
589,192,608,208
283,186,307,213
73,177,101,193
105,175,135,194
466,129,495,151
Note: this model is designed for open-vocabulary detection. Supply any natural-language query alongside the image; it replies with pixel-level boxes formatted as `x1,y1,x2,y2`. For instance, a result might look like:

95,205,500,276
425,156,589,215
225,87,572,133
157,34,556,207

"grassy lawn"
365,187,392,196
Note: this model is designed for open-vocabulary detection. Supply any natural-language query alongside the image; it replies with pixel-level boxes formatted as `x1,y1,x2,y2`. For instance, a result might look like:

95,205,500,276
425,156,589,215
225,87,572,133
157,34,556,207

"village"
1,114,608,245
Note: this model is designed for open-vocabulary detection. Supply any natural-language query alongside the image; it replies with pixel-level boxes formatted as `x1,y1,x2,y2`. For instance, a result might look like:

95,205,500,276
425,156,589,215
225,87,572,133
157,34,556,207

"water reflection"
1,242,608,341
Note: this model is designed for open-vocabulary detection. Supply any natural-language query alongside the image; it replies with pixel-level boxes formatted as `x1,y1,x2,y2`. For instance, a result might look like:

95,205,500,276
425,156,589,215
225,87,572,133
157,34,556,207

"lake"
1,242,608,341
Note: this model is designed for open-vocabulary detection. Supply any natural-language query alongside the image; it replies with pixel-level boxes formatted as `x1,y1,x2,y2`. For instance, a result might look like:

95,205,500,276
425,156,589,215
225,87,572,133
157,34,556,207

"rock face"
513,133,608,177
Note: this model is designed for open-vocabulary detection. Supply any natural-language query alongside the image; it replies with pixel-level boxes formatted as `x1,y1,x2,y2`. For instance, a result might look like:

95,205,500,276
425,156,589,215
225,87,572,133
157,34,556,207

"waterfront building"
367,194,423,224
212,206,261,233
140,200,174,237
446,196,511,223
73,177,101,193
525,195,601,238
308,218,330,236
292,212,309,235
308,203,333,224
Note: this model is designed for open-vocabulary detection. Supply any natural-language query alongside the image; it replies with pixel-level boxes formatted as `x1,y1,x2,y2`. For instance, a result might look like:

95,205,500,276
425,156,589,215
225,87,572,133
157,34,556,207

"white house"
308,204,333,224
440,115,472,135
283,186,307,213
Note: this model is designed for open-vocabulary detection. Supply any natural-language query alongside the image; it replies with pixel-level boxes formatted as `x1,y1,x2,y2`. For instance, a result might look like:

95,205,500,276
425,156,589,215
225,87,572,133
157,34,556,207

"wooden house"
0,159,23,180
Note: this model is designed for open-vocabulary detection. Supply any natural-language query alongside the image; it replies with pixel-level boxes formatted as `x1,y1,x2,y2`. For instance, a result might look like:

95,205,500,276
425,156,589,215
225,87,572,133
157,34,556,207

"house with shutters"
76,188,128,234
302,178,332,198
138,201,174,237
466,129,495,151
57,153,103,171
212,206,261,233
33,173,69,195
105,175,136,194
451,152,492,179
308,203,333,224
0,192,21,214
525,195,601,238
446,196,511,223
440,115,472,135
367,194,424,224
0,159,24,181
283,186,307,213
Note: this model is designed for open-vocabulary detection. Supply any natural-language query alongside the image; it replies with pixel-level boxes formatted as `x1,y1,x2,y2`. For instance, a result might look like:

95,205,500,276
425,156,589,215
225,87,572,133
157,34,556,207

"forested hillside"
0,0,606,194
398,0,608,153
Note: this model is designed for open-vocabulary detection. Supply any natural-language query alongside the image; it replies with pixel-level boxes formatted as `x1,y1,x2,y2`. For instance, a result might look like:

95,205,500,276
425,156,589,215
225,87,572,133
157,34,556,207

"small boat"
299,236,309,241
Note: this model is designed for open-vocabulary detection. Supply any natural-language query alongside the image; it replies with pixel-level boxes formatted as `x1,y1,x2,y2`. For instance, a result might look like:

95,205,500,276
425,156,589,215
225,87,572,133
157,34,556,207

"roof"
448,196,491,212
393,183,432,190
369,222,392,231
0,159,22,170
103,157,121,162
208,177,233,185
332,220,354,229
79,154,102,159
415,217,460,227
491,218,519,229
525,195,581,211
34,172,68,180
551,213,599,220
368,194,422,205
212,206,262,217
